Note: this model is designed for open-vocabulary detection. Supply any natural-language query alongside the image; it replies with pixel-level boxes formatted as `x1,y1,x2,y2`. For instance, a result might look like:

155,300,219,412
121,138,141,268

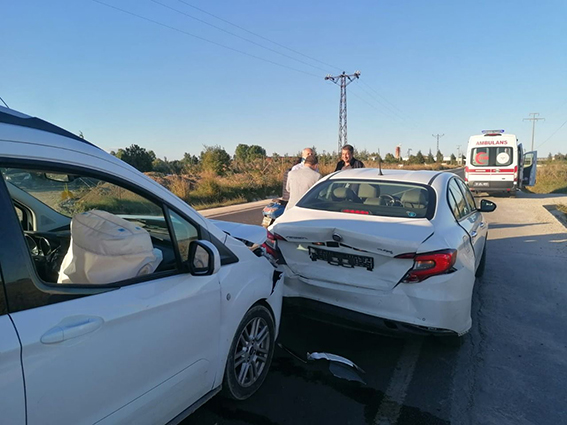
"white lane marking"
374,338,424,425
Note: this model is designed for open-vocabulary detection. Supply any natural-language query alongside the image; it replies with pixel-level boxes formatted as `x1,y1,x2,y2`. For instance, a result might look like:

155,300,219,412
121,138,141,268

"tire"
475,244,487,278
222,305,275,400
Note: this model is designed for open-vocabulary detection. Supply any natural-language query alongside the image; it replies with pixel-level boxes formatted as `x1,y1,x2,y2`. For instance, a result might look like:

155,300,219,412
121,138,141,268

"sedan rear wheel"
222,305,275,400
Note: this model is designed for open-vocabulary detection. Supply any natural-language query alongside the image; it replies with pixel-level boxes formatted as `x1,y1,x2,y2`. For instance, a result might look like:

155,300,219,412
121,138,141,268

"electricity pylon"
523,113,545,151
325,71,360,153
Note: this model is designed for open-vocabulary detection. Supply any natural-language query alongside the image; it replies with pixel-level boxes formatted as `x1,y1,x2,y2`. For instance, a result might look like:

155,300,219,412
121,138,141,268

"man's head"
302,148,314,160
304,155,318,169
341,144,354,163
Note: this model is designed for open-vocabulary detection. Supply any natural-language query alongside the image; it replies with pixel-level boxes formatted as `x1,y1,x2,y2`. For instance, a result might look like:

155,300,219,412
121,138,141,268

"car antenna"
0,95,9,109
378,156,384,175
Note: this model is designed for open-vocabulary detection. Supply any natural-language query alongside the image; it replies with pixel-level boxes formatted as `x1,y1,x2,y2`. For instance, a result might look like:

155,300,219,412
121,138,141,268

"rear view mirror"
188,240,221,276
44,173,77,183
479,199,497,213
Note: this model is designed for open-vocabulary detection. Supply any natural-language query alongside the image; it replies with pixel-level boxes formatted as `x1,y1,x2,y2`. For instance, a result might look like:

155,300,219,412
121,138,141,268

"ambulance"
465,130,537,196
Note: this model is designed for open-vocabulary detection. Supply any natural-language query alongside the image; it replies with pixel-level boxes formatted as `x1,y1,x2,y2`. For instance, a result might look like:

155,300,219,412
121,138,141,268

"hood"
210,220,268,246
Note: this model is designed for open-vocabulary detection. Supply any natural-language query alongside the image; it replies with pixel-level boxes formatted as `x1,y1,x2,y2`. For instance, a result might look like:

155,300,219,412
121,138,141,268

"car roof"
328,167,444,185
0,105,99,149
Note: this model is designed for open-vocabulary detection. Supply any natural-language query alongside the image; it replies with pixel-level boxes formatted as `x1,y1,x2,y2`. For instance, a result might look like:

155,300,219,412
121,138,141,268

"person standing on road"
291,147,315,171
335,144,364,171
286,155,320,209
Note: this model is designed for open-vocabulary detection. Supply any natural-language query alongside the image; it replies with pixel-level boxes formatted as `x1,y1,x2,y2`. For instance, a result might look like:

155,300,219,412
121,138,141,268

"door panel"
11,273,220,425
0,315,26,425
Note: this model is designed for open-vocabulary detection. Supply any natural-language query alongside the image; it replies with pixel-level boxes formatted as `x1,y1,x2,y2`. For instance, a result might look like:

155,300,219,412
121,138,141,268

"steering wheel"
379,195,397,206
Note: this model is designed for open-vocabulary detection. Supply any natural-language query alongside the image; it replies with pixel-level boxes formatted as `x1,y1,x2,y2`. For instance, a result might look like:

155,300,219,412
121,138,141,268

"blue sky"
2,0,566,160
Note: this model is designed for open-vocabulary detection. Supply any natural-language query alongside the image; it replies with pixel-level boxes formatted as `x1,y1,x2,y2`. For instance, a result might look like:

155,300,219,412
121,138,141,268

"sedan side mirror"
479,199,497,213
187,240,221,276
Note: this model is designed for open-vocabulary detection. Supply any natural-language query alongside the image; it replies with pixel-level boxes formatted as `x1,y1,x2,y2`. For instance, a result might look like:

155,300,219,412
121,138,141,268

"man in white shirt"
291,147,314,171
286,155,320,209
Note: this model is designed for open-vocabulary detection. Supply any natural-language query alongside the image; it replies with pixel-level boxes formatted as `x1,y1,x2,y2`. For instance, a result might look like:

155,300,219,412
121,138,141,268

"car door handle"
41,316,104,344
479,222,485,228
470,231,478,238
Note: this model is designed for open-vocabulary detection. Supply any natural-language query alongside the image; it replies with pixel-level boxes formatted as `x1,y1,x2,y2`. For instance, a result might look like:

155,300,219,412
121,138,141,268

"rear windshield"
471,147,513,167
296,179,435,219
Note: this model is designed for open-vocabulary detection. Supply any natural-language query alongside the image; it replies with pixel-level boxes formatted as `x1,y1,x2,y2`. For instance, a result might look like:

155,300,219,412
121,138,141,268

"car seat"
332,187,360,202
58,210,163,284
400,189,428,209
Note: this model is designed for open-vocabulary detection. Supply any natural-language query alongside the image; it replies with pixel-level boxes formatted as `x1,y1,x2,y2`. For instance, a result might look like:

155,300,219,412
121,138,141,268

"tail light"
398,249,457,283
514,165,518,182
262,231,286,262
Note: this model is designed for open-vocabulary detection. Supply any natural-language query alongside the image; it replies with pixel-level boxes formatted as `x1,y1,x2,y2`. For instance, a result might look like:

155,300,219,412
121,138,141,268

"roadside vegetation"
110,144,462,210
527,157,567,195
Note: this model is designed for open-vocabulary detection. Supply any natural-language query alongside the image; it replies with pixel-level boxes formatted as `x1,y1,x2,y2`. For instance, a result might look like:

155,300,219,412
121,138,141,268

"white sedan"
269,168,496,341
0,106,283,425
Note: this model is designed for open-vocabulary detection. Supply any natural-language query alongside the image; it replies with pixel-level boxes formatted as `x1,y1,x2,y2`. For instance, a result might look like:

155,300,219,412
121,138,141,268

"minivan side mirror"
479,199,497,213
187,240,221,276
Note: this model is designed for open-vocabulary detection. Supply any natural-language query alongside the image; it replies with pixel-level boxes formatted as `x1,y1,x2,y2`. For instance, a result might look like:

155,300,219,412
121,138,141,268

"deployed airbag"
58,210,162,284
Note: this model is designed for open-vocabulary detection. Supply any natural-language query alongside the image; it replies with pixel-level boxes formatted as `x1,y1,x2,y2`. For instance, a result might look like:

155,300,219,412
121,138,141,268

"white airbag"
58,210,162,284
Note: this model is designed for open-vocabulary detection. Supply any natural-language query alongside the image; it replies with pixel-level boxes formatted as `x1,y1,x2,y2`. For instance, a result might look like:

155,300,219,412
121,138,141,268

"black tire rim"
233,316,271,388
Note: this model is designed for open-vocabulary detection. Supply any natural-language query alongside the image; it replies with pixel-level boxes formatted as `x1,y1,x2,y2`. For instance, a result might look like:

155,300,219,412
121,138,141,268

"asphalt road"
184,180,567,425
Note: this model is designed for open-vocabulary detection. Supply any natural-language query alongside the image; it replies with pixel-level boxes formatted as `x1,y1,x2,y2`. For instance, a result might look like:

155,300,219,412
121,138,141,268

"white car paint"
271,168,493,336
0,106,283,425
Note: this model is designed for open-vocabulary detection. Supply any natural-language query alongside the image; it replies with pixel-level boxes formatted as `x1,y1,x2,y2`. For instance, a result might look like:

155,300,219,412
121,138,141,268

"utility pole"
456,145,461,166
523,113,545,151
325,71,361,154
432,133,444,154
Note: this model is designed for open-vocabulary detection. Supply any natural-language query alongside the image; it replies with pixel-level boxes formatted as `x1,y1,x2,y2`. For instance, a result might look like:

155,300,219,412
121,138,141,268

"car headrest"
401,189,427,205
358,183,379,198
332,187,356,200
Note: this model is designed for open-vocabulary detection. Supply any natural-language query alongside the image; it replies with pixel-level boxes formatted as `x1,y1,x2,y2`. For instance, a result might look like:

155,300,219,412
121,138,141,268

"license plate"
262,216,273,227
473,182,489,187
308,246,374,271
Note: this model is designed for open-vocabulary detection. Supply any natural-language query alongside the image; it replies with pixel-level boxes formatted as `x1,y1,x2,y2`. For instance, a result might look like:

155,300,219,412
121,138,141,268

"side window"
448,179,467,219
456,178,477,211
2,167,180,286
168,210,199,262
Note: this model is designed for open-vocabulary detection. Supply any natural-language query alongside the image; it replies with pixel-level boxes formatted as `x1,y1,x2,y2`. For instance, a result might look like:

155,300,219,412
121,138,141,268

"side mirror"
187,240,221,276
479,199,497,213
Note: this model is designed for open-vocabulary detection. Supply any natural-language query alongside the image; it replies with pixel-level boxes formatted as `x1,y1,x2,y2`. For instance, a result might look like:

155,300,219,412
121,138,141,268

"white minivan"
465,130,537,196
0,106,283,425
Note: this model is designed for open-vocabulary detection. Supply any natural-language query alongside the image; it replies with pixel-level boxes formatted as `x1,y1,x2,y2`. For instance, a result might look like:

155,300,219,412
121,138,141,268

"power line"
92,0,321,79
176,0,344,73
325,71,361,153
536,117,567,150
350,83,406,122
523,112,545,152
150,0,330,73
432,133,444,153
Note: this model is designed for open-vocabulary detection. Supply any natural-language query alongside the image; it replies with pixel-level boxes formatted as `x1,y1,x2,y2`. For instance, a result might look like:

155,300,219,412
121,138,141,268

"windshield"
296,179,435,219
471,147,513,167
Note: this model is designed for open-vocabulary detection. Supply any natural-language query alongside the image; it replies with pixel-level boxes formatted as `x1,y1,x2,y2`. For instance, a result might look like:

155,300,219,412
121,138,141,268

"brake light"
464,167,469,182
263,231,284,262
400,249,457,283
341,209,370,215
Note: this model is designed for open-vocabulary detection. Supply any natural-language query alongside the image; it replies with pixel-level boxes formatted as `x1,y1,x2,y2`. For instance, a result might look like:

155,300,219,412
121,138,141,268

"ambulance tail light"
464,166,469,181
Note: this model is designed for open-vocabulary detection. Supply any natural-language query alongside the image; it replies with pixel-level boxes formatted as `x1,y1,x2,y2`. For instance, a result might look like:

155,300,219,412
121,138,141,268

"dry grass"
526,162,567,194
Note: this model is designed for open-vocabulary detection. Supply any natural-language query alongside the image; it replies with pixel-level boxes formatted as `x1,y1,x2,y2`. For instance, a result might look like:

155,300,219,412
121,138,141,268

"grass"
526,162,567,194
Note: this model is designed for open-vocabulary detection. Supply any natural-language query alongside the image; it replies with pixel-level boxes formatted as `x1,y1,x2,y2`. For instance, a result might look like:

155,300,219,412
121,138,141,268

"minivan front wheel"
222,305,275,400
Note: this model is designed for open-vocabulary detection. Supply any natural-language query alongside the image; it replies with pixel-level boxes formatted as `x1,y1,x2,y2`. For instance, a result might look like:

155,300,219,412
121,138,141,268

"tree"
116,144,154,172
200,145,231,175
450,153,457,164
426,150,435,164
247,145,266,161
436,150,444,163
235,144,266,163
415,150,425,164
384,153,398,163
234,144,250,163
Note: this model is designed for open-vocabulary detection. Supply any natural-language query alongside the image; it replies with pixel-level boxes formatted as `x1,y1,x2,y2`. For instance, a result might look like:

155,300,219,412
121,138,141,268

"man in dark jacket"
334,144,365,171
